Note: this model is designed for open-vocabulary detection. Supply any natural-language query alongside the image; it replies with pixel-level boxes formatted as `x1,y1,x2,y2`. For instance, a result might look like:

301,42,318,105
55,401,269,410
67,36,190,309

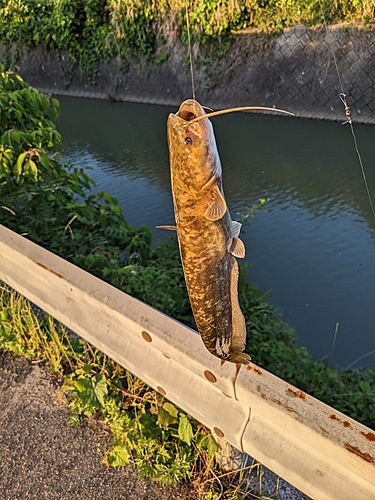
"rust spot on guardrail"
247,365,262,375
35,262,63,279
270,398,282,406
361,431,375,442
287,388,306,400
330,414,352,428
269,397,296,413
344,443,374,463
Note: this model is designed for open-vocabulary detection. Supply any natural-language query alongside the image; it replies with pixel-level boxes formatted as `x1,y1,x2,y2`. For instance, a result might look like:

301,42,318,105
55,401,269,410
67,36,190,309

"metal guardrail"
0,224,374,499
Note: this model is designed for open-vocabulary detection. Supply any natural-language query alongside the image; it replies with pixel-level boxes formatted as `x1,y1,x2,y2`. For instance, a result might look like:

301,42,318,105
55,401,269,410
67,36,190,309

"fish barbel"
163,99,250,365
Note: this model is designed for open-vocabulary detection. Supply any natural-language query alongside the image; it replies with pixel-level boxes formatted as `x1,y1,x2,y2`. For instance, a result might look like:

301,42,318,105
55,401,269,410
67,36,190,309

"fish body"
166,99,250,364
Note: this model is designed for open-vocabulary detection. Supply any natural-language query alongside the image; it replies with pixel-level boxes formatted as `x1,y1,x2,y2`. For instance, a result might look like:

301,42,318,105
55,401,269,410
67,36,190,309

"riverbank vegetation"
0,66,375,490
0,0,374,79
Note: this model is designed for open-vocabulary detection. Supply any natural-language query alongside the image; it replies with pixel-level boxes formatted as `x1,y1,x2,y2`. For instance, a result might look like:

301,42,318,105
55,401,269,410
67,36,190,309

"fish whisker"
183,106,294,126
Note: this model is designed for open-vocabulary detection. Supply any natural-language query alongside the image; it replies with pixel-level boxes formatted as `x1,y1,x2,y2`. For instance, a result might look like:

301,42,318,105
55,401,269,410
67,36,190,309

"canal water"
56,96,375,370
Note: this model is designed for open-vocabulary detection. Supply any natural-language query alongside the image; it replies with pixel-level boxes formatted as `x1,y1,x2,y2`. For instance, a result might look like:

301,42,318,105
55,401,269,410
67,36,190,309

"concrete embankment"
6,25,375,124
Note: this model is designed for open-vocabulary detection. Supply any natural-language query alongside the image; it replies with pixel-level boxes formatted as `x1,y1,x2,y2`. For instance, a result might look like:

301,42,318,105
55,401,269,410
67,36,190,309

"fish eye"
185,137,192,145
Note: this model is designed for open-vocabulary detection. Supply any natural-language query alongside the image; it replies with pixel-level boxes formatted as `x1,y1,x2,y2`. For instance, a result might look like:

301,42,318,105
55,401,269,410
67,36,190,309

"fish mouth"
176,99,205,122
168,99,208,142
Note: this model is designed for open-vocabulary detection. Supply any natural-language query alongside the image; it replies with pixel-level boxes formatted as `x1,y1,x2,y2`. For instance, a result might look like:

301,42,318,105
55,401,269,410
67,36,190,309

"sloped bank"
3,25,375,124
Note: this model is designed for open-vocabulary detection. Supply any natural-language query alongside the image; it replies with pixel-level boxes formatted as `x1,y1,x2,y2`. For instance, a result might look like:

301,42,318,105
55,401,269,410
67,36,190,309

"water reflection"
57,96,375,369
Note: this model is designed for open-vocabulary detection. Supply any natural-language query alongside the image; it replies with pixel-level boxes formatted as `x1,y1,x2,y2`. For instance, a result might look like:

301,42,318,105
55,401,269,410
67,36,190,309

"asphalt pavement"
0,353,197,500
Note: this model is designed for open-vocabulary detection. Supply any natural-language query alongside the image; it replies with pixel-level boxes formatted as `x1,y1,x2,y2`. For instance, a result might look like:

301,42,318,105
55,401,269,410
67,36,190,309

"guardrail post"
213,434,247,471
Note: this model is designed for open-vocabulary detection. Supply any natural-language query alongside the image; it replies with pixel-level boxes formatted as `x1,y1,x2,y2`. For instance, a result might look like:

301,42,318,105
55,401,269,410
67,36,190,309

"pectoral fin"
205,186,227,221
156,225,177,231
228,237,246,258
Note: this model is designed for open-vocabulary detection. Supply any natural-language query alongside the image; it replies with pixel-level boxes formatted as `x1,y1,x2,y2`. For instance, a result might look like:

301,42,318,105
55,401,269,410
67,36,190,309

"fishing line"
185,2,196,100
344,349,375,370
328,322,339,363
318,1,375,222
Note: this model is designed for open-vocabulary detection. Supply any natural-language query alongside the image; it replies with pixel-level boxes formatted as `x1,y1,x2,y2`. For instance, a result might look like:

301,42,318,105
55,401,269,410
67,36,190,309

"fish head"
167,99,221,191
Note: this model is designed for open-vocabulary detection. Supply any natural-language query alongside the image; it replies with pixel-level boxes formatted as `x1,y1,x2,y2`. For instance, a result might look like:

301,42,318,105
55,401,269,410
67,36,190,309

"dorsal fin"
204,185,227,221
228,237,246,259
232,220,242,238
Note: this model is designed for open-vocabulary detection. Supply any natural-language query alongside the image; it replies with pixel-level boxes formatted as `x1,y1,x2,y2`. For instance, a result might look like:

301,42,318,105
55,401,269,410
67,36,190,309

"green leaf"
51,98,60,109
61,377,75,390
139,412,160,439
105,445,130,467
73,377,99,408
74,377,92,392
14,152,27,177
26,159,38,181
92,373,108,406
163,402,179,419
0,309,8,321
196,433,220,457
83,363,93,373
11,131,21,144
178,413,193,445
38,152,51,170
158,402,178,429
359,381,371,392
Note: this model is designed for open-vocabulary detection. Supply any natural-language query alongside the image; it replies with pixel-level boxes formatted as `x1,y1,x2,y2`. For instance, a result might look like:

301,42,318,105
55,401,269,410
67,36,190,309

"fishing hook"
339,93,352,125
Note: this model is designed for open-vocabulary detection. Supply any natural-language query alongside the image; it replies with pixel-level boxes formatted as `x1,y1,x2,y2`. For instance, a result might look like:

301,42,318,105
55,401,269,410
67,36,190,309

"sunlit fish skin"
165,99,250,364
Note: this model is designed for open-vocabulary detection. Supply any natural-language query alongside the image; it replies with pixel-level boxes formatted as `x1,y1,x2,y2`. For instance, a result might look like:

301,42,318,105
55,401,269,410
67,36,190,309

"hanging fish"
158,99,250,364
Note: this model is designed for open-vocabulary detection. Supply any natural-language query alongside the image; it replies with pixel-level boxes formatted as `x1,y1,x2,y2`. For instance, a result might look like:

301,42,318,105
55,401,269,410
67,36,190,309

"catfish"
160,99,250,365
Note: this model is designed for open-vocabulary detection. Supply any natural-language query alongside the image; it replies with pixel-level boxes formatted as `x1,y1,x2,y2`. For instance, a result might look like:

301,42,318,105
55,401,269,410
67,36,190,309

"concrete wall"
5,25,375,123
